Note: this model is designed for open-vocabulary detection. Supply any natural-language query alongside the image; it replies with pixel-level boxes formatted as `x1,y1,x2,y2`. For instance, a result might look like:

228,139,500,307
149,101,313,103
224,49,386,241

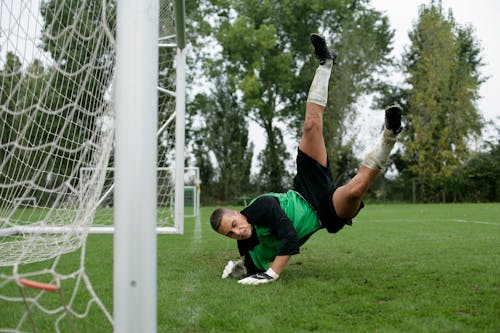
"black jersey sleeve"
241,196,300,256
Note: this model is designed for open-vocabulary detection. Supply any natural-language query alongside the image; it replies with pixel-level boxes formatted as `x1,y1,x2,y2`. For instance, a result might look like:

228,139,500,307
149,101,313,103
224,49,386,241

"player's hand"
221,260,246,279
237,268,279,285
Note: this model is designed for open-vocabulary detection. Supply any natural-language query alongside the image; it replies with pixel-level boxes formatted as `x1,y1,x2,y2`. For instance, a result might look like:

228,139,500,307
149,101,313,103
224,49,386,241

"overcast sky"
371,0,500,136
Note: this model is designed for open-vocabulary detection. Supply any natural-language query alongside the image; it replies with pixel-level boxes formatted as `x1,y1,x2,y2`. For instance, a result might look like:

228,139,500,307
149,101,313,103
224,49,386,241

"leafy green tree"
398,0,484,200
0,53,24,192
0,52,23,109
191,0,394,193
207,14,294,192
323,5,394,182
460,130,500,202
189,75,253,202
36,0,116,202
190,135,216,203
0,53,51,203
158,0,179,167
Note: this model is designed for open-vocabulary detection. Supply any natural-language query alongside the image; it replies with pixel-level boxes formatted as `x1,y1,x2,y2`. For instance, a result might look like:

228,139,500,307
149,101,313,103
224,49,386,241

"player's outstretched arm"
269,255,290,276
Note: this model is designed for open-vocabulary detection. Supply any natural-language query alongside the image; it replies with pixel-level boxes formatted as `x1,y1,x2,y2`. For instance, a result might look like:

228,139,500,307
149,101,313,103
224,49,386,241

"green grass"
1,203,499,332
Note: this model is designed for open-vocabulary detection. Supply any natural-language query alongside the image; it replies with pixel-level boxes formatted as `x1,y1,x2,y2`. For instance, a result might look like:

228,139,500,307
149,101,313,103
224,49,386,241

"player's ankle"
382,129,397,145
320,59,334,70
361,152,383,170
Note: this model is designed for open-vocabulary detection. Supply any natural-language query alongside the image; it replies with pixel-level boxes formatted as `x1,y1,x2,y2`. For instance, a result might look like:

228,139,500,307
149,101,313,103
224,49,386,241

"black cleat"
385,104,403,134
310,33,337,65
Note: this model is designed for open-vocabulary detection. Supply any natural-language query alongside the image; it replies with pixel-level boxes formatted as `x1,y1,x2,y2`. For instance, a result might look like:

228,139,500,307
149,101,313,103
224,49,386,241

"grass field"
1,203,499,332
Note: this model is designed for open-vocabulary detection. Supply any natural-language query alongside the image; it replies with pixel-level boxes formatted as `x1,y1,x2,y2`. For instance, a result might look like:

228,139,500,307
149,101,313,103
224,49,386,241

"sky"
371,0,500,138
250,0,500,171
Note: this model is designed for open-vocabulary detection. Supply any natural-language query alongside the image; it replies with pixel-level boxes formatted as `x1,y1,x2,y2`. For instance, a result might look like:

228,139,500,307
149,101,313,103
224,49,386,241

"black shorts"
292,149,364,233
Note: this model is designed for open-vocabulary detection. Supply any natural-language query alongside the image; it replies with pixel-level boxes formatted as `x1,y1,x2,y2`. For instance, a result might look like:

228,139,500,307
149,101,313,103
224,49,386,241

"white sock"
361,129,397,170
307,59,333,107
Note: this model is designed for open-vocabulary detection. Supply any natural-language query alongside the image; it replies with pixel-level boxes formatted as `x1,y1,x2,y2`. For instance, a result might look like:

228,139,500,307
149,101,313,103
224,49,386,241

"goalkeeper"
210,33,402,285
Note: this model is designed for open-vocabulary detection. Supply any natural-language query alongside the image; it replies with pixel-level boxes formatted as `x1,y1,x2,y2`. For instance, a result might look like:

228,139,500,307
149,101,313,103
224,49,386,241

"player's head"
210,208,252,240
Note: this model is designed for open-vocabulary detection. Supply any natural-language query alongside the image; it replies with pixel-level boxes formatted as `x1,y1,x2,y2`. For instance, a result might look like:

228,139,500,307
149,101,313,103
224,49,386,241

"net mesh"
0,0,179,331
0,0,116,266
79,166,199,227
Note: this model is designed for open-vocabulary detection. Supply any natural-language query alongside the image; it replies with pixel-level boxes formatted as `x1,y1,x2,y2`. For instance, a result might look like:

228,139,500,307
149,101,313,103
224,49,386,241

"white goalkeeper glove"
237,268,279,285
221,260,247,279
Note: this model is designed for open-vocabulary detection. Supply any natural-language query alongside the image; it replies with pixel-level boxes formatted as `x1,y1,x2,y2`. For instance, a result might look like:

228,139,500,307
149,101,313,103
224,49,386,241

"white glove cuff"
266,268,279,279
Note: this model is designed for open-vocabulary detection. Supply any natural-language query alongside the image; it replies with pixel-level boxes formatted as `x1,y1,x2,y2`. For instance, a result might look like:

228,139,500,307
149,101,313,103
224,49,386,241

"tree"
460,129,500,202
322,4,394,182
36,0,116,202
0,53,24,194
189,75,253,202
158,0,179,167
398,0,484,200
190,0,394,193
208,13,295,191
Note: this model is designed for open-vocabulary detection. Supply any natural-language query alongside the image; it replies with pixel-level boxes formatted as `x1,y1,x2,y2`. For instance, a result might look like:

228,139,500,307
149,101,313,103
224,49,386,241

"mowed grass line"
1,203,499,332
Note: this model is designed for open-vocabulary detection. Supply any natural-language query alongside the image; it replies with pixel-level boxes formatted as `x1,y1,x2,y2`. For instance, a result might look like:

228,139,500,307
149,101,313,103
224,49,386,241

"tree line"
1,0,498,207
0,0,116,206
185,0,499,204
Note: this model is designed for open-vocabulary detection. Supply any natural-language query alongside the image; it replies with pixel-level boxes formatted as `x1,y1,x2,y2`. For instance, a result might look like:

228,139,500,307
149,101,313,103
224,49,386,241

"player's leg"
299,34,337,167
333,105,403,218
299,100,329,167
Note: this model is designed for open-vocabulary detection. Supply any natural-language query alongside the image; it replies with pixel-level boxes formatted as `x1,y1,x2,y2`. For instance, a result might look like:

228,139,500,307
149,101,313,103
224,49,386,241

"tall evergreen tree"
400,0,484,200
0,53,24,191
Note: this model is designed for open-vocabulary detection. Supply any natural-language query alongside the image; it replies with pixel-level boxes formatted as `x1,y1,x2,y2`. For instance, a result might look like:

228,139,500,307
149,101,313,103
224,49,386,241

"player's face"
217,211,252,240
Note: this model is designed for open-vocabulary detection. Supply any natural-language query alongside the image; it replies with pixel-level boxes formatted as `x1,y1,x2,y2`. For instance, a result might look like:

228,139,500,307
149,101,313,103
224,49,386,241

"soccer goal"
79,166,200,232
0,0,186,332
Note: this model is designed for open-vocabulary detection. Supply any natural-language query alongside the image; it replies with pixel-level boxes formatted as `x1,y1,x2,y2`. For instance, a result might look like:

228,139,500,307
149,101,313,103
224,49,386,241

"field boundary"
365,218,499,226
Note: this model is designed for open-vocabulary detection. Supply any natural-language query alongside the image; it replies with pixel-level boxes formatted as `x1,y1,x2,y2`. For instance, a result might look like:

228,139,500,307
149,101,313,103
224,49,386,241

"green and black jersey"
237,190,322,272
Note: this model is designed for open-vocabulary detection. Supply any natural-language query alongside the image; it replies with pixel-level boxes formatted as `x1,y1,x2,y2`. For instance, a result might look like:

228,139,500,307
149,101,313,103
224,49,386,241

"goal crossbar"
0,225,179,236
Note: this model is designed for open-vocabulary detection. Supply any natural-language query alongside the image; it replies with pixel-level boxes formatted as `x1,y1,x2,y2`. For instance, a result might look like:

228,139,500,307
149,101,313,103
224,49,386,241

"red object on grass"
19,279,58,292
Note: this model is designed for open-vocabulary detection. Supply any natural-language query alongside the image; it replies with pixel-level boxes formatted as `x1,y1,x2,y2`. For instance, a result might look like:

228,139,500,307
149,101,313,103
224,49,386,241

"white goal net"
79,166,200,230
0,0,185,331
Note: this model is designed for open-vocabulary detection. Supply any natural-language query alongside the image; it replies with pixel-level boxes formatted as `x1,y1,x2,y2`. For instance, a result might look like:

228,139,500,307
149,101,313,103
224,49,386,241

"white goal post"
77,166,200,234
12,197,38,207
114,0,159,330
0,0,187,332
114,0,186,332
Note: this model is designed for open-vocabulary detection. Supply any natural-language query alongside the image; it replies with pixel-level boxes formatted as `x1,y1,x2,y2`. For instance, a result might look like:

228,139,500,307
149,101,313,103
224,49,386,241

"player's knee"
302,115,322,134
347,182,368,200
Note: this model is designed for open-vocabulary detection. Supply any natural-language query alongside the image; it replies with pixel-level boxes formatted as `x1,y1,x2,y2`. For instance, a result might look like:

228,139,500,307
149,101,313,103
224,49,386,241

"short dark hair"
210,207,232,231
